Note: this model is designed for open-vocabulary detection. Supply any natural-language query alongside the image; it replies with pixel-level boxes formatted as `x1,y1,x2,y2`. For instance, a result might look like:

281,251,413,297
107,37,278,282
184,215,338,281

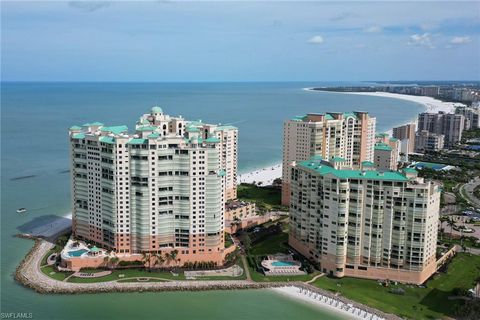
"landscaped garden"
311,253,480,319
237,183,286,212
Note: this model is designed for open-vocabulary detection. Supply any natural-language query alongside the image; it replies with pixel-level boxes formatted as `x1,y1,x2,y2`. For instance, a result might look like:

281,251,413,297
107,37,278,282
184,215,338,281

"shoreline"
14,237,399,320
238,89,465,186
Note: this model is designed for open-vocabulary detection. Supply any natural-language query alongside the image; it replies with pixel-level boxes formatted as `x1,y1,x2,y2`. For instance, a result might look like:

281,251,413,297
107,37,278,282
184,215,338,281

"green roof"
188,120,203,126
330,156,346,162
375,133,389,138
140,118,150,124
90,246,99,253
324,114,334,120
298,158,409,182
186,126,200,132
99,136,115,144
151,106,163,113
69,125,81,130
137,126,156,131
343,112,358,119
90,122,104,126
361,161,375,167
100,125,128,135
374,143,393,151
147,133,160,139
215,125,237,131
127,138,147,145
389,137,399,142
402,168,418,173
292,115,307,121
72,133,85,139
205,136,220,143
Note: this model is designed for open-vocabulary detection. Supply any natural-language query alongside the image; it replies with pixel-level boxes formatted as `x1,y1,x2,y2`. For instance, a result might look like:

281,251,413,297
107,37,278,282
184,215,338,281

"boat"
16,208,27,213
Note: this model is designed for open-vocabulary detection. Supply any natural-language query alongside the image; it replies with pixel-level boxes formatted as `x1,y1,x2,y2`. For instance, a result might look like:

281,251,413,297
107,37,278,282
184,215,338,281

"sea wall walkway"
15,238,400,320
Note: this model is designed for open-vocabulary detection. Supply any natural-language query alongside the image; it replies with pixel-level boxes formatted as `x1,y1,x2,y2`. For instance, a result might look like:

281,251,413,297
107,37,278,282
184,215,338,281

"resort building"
288,156,440,284
392,123,416,154
415,130,445,153
282,112,376,205
68,107,237,266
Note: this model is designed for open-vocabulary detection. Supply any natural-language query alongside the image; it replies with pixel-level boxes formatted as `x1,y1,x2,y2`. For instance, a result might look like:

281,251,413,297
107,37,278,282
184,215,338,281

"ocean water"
0,82,424,320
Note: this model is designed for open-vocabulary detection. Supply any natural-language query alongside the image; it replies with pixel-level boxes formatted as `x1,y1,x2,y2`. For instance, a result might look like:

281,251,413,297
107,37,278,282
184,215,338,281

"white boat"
16,208,27,213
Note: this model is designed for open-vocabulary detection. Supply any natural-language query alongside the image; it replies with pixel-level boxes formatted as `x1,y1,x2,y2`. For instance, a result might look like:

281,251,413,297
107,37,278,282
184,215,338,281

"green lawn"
312,253,480,319
237,183,285,211
67,269,186,283
41,265,73,281
249,232,289,255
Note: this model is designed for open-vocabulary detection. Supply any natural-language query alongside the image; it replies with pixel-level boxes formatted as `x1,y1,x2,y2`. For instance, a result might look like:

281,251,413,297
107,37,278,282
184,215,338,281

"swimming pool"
271,261,296,267
68,249,88,257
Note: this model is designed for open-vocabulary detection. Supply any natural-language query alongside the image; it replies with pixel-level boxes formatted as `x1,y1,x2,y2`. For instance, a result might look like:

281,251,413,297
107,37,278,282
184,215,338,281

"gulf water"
1,82,423,319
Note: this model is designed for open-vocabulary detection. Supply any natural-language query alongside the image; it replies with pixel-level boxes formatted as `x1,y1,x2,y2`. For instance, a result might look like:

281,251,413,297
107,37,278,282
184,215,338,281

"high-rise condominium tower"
288,157,440,284
69,107,237,263
282,112,376,205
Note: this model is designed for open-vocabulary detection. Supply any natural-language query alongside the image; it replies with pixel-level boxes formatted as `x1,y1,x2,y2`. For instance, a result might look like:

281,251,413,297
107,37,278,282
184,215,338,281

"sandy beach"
271,286,383,320
238,90,464,187
238,163,282,186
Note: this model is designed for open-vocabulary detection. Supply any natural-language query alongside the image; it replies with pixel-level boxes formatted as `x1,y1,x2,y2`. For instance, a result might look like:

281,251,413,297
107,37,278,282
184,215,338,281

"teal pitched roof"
389,137,399,142
137,126,156,131
100,125,128,135
298,159,408,182
99,136,115,144
403,168,418,173
205,136,220,143
127,138,147,145
147,133,160,139
72,133,85,139
361,161,375,167
215,125,237,131
69,125,81,130
374,143,393,151
151,106,163,113
331,157,346,162
90,122,104,126
186,126,200,132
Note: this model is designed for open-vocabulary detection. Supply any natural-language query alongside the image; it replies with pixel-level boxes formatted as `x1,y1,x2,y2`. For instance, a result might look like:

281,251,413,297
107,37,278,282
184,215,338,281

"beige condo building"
68,107,237,266
289,156,440,284
282,112,376,205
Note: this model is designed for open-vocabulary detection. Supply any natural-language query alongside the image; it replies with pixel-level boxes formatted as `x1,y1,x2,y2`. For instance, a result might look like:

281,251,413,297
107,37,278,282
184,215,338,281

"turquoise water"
1,82,423,320
68,249,89,257
272,261,297,267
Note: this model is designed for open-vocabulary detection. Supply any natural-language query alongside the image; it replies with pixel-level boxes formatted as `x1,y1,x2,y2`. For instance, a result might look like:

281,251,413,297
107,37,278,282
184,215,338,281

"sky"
1,1,480,82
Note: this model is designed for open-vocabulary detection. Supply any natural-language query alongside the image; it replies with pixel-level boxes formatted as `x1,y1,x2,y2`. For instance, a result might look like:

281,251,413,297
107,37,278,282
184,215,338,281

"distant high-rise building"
455,105,480,130
415,130,445,153
281,112,376,205
417,112,464,147
393,123,416,154
288,156,440,284
374,133,400,171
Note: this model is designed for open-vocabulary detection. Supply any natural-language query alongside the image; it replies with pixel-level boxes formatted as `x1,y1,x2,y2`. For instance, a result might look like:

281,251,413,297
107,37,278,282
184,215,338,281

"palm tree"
103,256,110,268
153,252,165,269
164,252,172,266
142,252,152,270
170,249,179,266
110,257,119,269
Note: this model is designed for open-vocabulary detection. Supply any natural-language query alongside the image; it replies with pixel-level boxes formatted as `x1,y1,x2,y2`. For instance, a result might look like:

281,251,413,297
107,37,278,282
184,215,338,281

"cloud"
408,33,435,49
450,36,471,45
68,1,110,12
307,35,324,44
364,26,382,33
